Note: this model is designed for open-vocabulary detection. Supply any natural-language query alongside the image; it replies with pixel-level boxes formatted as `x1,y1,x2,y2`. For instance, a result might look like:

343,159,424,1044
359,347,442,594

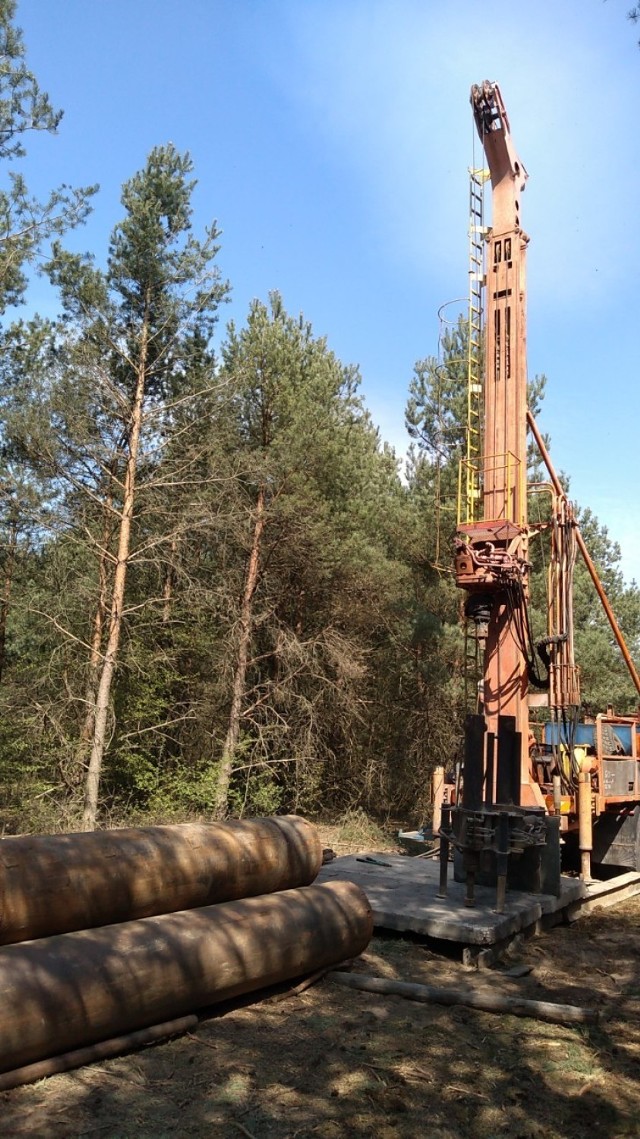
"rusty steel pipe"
0,880,373,1074
527,410,640,698
432,765,445,835
0,815,322,946
0,1014,198,1092
578,771,593,883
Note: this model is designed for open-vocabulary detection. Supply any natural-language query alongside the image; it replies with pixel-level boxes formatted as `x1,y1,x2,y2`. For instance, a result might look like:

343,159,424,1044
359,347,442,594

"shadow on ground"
2,899,640,1139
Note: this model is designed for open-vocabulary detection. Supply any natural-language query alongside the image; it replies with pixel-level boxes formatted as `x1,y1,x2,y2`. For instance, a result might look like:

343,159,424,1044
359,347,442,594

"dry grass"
316,809,397,856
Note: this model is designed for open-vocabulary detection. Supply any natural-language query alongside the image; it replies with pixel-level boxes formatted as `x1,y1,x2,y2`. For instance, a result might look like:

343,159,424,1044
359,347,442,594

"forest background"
0,0,639,833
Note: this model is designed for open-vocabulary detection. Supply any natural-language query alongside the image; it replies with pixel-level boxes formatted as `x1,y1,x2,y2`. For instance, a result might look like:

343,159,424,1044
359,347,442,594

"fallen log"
0,881,373,1074
328,971,599,1025
0,815,321,945
0,1014,198,1091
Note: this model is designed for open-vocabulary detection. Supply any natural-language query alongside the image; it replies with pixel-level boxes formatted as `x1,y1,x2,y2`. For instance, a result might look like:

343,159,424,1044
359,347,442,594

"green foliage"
0,0,62,159
227,770,283,819
0,0,96,310
571,508,640,712
206,293,420,815
0,44,637,833
406,321,468,464
529,474,640,715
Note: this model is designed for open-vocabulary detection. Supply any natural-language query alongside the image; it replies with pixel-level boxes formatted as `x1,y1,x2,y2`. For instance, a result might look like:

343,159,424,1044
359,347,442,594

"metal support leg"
464,853,477,907
495,811,509,913
437,806,450,898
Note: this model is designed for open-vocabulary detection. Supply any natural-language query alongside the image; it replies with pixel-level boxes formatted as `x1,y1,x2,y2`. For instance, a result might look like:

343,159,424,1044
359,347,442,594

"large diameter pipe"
0,815,322,946
0,880,373,1074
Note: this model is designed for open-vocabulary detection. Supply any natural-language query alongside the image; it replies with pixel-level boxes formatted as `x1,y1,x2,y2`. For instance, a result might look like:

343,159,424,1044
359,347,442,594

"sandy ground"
2,825,640,1139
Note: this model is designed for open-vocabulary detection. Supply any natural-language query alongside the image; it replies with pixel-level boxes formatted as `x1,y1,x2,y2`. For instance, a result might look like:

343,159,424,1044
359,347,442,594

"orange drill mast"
440,83,556,907
455,82,536,801
437,82,640,903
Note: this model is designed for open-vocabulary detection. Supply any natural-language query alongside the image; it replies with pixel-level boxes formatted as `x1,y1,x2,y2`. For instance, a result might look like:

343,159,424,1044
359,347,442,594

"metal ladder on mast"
463,167,489,711
463,167,488,526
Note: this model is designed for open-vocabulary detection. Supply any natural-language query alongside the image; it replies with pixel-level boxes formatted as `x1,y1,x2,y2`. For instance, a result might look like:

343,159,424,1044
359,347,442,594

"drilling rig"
438,81,640,906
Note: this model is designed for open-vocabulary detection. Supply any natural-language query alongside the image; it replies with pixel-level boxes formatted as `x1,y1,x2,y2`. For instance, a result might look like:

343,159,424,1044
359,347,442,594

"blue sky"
13,0,640,579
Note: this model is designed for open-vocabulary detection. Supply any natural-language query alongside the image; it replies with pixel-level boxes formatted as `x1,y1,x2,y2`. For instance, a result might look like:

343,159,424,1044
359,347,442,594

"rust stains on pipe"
0,815,322,946
0,880,373,1074
527,410,640,698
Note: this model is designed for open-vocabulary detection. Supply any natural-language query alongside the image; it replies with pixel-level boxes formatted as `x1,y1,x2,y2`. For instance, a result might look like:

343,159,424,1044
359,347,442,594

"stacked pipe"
0,817,373,1087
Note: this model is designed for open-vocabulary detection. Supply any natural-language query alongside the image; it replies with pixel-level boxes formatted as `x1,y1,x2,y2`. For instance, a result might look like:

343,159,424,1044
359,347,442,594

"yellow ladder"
464,167,489,524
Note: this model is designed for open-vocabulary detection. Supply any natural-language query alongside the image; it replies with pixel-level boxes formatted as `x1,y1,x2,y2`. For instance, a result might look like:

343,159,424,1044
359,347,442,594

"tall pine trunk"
0,517,18,684
82,317,148,830
78,488,114,765
213,485,266,818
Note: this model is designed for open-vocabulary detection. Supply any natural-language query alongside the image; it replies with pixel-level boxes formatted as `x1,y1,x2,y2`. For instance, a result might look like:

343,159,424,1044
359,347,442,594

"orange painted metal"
457,82,536,799
527,409,640,700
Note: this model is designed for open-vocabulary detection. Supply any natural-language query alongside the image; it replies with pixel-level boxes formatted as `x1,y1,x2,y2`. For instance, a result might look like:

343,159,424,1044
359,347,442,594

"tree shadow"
2,917,639,1139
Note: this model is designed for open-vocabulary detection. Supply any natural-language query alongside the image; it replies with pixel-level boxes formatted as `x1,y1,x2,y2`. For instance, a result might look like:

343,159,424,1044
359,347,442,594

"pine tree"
0,0,95,311
40,144,228,828
205,294,414,817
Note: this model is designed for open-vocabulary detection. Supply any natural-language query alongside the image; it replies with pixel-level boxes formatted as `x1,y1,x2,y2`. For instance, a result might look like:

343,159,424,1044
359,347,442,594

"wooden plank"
328,971,599,1025
566,872,640,921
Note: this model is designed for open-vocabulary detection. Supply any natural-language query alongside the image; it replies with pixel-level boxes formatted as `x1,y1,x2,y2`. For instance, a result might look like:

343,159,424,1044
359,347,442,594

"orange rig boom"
438,81,640,908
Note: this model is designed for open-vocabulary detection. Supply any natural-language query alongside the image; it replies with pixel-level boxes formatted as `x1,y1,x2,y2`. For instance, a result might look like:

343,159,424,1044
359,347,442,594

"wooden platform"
318,852,587,948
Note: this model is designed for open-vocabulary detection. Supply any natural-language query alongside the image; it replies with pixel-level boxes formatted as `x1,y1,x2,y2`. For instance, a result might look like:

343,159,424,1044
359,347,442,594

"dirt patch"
2,827,640,1138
